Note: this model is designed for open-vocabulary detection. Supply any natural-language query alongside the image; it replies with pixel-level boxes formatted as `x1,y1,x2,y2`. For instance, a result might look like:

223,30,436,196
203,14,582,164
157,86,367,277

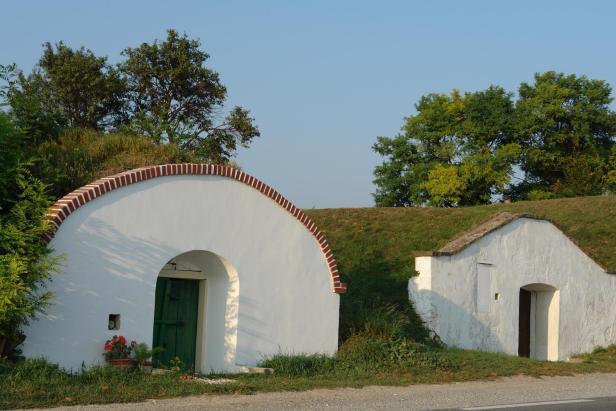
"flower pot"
107,358,135,368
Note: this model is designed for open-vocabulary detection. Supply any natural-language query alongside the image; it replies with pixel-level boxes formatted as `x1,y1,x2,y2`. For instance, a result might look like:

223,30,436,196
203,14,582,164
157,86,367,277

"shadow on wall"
35,212,249,370
409,286,505,353
170,250,242,372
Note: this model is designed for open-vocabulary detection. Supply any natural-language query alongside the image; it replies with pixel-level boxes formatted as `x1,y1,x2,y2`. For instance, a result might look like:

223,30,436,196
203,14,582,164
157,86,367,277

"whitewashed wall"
410,218,616,360
23,175,340,372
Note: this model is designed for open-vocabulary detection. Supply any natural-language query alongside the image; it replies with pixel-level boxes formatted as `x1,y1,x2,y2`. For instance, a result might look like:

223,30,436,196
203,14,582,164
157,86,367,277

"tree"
605,146,616,194
4,43,125,138
515,71,616,198
119,30,259,162
374,72,616,206
373,86,520,206
1,63,66,145
0,170,56,358
0,112,27,213
0,113,57,358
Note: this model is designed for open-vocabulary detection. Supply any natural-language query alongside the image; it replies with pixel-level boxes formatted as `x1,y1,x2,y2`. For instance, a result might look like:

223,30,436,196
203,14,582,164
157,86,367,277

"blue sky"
3,1,616,207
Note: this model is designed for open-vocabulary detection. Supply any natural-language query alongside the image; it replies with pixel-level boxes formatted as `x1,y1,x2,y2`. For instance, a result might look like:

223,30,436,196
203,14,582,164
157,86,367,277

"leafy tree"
119,30,260,162
0,170,56,358
605,146,616,194
373,135,432,207
515,72,616,198
375,72,616,206
0,112,27,212
1,63,66,144
4,42,125,137
373,86,519,206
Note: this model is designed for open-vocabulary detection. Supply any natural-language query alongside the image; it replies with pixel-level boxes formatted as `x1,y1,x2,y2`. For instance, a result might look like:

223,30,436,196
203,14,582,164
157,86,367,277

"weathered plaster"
410,218,616,360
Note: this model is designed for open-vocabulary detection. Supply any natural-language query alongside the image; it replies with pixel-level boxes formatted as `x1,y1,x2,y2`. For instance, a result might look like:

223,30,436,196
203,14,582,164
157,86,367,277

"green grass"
306,195,616,340
3,196,615,409
4,346,616,409
307,195,616,274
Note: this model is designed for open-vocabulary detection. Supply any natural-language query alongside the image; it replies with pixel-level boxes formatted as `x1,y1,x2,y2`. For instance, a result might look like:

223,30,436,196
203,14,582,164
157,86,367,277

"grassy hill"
307,195,616,339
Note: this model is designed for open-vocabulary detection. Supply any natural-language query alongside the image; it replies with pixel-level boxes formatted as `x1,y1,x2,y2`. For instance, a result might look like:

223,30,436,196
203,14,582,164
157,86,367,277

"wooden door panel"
518,289,531,357
153,277,199,369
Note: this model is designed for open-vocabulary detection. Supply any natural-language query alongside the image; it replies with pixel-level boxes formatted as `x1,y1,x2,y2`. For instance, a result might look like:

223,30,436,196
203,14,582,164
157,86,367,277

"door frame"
518,283,560,361
158,269,207,372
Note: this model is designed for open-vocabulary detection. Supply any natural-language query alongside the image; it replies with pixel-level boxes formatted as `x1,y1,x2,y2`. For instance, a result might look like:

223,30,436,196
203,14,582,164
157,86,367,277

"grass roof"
307,195,616,338
308,195,616,277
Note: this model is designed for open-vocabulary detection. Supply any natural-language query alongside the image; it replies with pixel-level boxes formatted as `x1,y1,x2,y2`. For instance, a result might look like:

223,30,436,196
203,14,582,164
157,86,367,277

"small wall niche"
108,314,120,330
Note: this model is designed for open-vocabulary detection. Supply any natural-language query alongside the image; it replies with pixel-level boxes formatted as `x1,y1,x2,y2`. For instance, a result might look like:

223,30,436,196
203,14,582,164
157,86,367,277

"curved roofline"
416,211,610,273
45,163,347,294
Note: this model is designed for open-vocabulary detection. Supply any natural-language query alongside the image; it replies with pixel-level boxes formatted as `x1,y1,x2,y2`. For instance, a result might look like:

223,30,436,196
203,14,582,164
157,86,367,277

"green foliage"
307,195,616,343
0,113,29,212
374,72,616,205
37,129,195,198
2,30,259,163
259,334,454,377
259,354,336,377
336,334,455,372
516,72,616,197
133,343,162,366
374,86,519,206
3,42,124,139
4,345,616,408
422,164,465,206
119,30,260,162
1,64,66,144
0,170,57,358
606,146,616,193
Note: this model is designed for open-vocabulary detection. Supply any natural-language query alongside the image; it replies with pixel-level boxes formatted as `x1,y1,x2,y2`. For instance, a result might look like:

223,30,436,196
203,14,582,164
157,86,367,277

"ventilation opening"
108,314,121,330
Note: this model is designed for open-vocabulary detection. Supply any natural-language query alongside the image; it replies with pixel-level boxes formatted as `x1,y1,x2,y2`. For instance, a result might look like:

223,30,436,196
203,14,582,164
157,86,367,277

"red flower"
104,344,112,351
118,336,126,344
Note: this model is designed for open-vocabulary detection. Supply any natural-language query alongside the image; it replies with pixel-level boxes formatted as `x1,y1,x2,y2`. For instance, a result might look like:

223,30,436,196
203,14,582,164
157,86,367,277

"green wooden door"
153,277,199,369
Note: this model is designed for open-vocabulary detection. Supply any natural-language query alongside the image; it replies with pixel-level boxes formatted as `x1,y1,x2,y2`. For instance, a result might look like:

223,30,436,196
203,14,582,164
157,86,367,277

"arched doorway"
518,283,559,361
153,250,239,372
24,165,342,372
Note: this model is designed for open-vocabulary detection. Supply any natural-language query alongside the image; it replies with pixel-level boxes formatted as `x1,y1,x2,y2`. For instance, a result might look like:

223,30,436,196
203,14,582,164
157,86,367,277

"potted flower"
103,335,136,367
133,342,162,373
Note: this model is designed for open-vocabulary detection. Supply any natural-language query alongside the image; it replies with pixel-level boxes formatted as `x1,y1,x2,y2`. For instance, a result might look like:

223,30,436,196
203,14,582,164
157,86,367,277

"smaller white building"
410,212,616,361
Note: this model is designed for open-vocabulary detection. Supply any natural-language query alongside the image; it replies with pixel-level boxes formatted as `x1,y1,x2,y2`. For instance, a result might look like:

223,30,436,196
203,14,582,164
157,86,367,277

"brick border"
45,164,347,294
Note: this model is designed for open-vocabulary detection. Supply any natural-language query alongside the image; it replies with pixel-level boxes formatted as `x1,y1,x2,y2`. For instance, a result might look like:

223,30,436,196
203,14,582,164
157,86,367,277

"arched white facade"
410,216,616,361
23,166,342,372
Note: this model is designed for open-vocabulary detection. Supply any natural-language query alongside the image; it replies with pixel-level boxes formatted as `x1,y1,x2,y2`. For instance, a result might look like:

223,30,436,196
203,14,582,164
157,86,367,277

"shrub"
0,170,58,359
337,333,457,372
37,129,196,198
259,354,336,377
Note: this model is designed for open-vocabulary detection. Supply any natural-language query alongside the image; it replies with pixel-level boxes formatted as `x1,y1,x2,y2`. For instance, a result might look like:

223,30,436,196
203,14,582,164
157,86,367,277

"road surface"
25,373,616,411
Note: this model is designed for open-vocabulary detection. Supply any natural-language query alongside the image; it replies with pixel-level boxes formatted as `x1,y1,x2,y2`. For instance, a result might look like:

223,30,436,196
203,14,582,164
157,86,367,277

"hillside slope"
307,195,616,338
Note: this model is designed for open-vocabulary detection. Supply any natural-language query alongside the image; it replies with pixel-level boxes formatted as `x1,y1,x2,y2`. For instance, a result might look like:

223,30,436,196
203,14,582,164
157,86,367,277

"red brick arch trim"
46,164,347,294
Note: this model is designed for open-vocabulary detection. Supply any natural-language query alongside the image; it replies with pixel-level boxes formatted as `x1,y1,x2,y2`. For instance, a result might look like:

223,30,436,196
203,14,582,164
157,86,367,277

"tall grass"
37,129,196,198
259,332,456,377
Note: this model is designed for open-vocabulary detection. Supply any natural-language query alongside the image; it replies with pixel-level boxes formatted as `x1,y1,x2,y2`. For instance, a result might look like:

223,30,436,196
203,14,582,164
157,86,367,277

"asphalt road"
443,396,616,410
24,373,616,411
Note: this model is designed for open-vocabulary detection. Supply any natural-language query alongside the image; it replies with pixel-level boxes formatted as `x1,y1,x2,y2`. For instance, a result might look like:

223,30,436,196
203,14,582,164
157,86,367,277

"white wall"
23,175,339,372
410,218,616,360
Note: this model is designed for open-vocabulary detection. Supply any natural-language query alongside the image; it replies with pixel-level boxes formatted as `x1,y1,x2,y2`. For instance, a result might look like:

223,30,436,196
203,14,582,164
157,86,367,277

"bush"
37,129,196,198
259,332,457,377
259,354,336,377
0,170,57,359
337,334,455,372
